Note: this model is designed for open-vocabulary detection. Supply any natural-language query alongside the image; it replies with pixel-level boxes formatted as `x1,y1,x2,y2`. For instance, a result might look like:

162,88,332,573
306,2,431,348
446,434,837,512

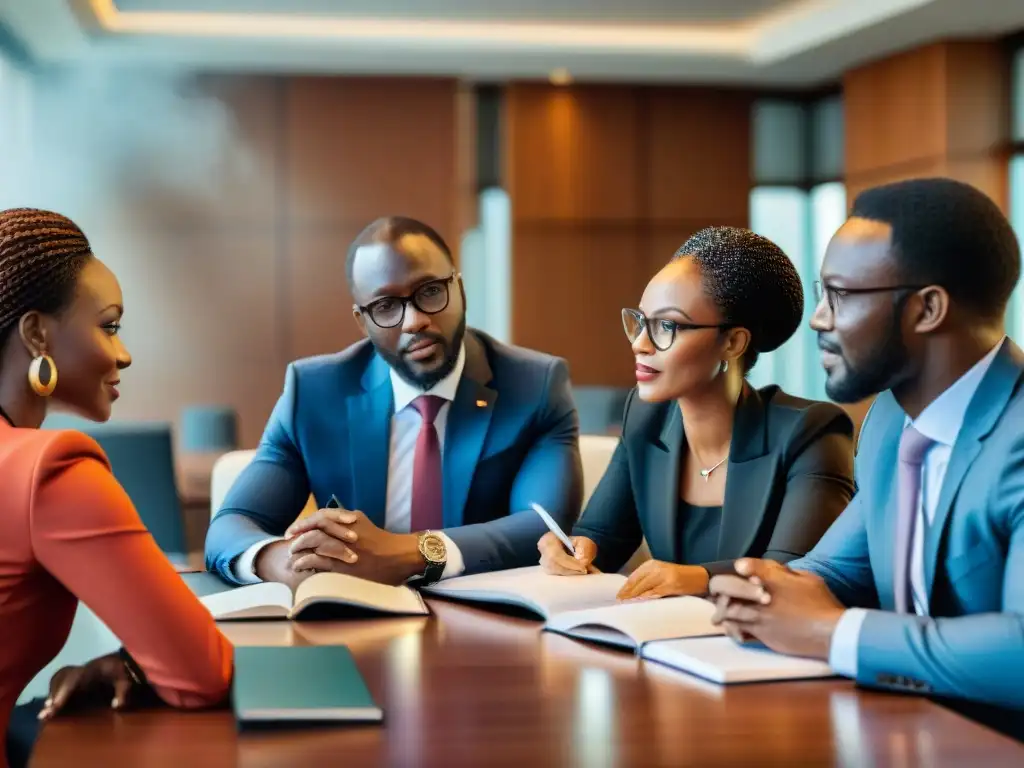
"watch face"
420,534,447,563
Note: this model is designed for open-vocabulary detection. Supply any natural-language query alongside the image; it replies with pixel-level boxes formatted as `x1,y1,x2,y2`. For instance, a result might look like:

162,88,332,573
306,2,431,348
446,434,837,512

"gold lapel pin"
476,399,487,408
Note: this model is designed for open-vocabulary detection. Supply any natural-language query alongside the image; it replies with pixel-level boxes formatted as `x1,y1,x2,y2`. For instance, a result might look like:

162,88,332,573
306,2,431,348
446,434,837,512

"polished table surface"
31,599,1024,767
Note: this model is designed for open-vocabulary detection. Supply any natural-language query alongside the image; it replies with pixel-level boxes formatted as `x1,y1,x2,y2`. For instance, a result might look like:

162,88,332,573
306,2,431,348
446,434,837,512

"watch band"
118,647,147,686
421,558,445,585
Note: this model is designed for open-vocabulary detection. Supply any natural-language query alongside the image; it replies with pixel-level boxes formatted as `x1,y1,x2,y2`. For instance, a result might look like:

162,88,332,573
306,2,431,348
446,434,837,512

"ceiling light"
549,68,573,86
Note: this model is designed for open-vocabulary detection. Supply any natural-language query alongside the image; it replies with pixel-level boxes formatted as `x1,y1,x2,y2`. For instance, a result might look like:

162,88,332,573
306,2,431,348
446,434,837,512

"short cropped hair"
673,226,804,374
851,178,1020,320
345,216,453,289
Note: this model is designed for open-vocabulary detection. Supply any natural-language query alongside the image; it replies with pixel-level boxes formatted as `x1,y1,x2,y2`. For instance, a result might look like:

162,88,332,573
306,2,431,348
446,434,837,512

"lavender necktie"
893,425,934,614
410,395,445,532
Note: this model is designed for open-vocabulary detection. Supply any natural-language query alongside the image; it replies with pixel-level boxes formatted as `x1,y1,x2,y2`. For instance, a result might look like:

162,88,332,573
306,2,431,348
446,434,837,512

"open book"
200,572,428,620
424,566,721,649
640,636,835,684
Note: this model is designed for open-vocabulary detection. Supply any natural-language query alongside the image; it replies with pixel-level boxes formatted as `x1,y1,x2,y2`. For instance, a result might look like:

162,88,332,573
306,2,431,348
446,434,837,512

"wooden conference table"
32,599,1024,767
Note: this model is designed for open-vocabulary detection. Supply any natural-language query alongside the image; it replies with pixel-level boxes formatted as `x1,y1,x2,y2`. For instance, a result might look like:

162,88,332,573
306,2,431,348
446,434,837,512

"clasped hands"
256,505,424,589
707,558,847,661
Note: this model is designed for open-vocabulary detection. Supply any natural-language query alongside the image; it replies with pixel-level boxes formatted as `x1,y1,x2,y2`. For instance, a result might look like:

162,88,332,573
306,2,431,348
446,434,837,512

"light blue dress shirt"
827,338,1004,676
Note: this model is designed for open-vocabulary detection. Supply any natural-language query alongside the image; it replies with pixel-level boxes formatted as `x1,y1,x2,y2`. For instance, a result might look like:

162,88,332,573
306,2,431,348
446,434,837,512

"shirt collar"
908,336,1004,446
390,342,466,413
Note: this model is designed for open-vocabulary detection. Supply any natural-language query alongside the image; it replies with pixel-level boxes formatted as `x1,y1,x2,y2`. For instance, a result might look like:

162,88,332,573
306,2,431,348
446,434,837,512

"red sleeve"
29,431,233,708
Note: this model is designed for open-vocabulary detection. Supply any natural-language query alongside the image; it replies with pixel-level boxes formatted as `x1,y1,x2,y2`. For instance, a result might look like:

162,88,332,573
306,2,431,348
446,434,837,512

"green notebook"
233,645,383,724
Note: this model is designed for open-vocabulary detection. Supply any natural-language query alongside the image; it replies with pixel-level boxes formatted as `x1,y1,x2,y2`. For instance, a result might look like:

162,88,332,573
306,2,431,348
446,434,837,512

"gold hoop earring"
28,355,58,397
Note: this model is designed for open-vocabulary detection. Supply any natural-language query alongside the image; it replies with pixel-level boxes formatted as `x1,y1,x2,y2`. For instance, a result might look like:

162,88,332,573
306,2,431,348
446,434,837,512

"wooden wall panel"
845,41,1012,212
286,224,365,361
512,226,645,387
99,230,284,449
506,85,753,386
844,45,949,179
506,85,642,223
842,39,1013,430
284,77,459,239
644,89,751,224
945,42,1011,157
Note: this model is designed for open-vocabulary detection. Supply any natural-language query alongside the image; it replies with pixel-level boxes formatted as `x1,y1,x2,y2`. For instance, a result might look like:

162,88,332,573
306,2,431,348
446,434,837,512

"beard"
376,314,467,390
822,307,912,404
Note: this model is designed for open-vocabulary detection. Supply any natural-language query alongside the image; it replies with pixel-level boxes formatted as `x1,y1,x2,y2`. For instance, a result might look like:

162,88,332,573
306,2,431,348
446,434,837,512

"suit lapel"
643,405,683,562
718,386,777,560
347,355,393,527
442,334,496,528
867,394,904,611
924,340,1024,604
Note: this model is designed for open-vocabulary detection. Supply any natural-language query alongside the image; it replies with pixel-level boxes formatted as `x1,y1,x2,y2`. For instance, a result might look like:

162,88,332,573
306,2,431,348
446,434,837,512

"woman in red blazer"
0,209,232,768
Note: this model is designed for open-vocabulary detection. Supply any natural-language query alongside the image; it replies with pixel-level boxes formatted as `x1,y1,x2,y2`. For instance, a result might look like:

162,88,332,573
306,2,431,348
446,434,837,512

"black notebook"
232,645,383,725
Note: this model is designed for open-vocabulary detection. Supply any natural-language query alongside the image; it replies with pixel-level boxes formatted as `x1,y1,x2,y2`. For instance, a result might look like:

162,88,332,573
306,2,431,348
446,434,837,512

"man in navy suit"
708,178,1024,740
205,216,582,588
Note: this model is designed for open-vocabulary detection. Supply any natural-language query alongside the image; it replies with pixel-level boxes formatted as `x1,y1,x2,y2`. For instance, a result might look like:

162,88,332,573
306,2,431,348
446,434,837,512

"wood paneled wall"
841,40,1013,431
505,84,752,387
845,41,1012,209
29,75,468,449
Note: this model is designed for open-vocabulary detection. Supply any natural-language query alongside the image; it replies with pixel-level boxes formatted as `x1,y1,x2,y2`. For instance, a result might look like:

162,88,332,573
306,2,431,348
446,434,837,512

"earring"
720,360,729,375
28,354,58,397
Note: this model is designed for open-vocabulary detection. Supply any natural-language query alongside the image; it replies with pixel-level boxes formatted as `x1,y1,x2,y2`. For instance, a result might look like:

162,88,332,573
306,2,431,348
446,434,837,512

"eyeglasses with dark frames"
813,281,927,314
358,273,459,329
621,308,733,352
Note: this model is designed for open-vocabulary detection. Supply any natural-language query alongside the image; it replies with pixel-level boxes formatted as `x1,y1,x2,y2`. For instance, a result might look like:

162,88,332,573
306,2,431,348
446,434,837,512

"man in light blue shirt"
708,178,1024,740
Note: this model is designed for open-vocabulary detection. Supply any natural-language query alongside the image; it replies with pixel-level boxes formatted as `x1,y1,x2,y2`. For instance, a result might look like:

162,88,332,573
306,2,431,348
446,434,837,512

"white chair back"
579,434,619,507
210,449,317,520
577,433,650,573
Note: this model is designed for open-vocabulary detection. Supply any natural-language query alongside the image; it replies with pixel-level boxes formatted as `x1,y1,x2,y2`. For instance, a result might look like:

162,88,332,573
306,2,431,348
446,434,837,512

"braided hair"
0,209,94,348
672,226,804,374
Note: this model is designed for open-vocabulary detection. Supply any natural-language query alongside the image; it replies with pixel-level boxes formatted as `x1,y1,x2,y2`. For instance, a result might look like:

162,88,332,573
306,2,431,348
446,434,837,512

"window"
749,95,845,400
461,87,512,343
0,47,33,209
1010,48,1024,343
748,186,810,392
461,188,511,343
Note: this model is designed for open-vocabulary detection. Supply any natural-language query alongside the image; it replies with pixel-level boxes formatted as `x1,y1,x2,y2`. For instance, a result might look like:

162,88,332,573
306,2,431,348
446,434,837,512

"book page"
641,636,835,684
545,596,721,648
200,581,293,620
293,572,428,617
424,566,627,619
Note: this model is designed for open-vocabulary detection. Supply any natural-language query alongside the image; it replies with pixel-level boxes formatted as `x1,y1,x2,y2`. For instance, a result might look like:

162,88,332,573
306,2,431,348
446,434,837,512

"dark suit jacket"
205,329,583,583
573,385,855,576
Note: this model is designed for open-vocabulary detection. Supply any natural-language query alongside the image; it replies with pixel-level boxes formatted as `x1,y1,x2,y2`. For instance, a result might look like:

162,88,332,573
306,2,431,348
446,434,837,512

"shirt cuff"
232,537,284,584
439,532,465,580
828,608,868,678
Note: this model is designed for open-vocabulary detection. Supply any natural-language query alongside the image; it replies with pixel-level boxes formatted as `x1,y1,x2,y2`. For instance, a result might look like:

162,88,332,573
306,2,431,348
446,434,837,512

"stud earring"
28,354,57,397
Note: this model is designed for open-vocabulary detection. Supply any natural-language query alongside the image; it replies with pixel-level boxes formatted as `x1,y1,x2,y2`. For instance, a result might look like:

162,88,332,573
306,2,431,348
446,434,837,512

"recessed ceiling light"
549,68,573,86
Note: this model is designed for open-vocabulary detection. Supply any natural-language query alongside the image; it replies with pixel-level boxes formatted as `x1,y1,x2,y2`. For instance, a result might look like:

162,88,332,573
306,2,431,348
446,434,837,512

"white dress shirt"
232,345,469,584
828,338,1004,675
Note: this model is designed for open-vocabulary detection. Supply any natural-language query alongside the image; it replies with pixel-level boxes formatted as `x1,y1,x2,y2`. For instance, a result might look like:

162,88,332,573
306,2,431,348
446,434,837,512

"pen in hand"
531,502,600,574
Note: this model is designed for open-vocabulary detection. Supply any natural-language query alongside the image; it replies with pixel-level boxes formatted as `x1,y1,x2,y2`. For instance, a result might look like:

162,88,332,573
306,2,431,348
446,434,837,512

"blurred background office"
0,1,1022,557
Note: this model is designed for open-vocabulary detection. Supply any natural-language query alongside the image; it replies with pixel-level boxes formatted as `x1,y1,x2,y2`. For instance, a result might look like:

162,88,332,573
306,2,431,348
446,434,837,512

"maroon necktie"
410,395,445,532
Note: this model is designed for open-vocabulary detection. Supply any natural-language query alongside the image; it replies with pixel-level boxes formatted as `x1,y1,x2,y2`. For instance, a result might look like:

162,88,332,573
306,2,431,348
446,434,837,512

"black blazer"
573,385,856,576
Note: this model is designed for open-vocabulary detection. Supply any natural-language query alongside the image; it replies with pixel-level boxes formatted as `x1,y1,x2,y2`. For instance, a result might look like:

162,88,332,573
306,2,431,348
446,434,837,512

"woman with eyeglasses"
538,226,856,600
